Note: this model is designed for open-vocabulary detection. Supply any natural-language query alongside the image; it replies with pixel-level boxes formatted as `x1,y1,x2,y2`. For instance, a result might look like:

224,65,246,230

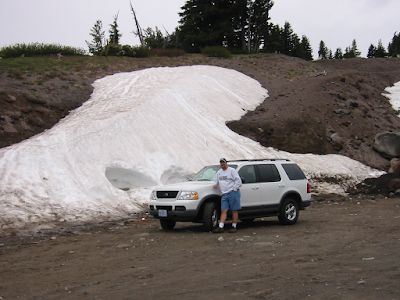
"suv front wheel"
278,198,299,225
203,202,219,231
160,219,176,230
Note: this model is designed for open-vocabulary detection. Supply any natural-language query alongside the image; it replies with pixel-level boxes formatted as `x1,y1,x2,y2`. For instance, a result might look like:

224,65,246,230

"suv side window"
256,164,281,182
238,165,256,184
282,164,306,180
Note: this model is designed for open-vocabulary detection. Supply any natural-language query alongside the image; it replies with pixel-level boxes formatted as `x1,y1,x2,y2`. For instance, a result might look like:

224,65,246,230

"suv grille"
156,191,179,198
156,205,172,211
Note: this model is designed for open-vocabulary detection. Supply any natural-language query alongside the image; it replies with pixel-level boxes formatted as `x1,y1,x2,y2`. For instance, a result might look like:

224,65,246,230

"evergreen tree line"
367,33,400,58
318,33,400,59
86,0,400,60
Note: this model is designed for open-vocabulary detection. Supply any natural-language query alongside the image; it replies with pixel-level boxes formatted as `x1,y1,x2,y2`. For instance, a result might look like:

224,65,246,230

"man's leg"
220,209,228,225
232,210,238,224
213,209,228,233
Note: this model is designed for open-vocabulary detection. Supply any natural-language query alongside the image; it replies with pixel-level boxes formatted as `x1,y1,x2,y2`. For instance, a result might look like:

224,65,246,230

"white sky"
1,0,399,58
0,65,391,232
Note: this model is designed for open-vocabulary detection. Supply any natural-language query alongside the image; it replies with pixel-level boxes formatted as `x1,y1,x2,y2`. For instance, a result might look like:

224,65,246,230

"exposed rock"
388,178,400,192
24,93,47,105
389,158,400,175
373,131,400,158
345,99,358,108
330,133,342,143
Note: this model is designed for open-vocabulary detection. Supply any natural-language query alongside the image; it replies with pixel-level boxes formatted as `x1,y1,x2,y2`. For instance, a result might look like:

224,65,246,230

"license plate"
158,209,168,217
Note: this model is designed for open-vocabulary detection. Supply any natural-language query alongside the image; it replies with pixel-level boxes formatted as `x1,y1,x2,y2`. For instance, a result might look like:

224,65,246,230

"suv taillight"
307,183,311,194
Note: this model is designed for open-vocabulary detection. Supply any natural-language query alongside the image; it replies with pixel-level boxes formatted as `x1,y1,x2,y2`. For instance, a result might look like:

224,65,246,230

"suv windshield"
191,164,237,181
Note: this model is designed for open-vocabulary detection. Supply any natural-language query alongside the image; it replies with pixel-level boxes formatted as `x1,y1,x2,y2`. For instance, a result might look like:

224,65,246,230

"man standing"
212,158,242,233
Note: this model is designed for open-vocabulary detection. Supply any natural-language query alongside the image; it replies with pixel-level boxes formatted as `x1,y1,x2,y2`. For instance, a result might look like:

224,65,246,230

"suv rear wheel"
203,202,218,231
278,198,299,225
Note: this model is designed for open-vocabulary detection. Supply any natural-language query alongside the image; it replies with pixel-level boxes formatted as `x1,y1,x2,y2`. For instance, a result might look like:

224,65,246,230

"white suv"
149,159,311,231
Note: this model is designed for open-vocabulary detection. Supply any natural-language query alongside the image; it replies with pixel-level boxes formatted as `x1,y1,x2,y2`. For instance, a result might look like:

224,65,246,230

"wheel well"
280,193,301,207
198,197,220,220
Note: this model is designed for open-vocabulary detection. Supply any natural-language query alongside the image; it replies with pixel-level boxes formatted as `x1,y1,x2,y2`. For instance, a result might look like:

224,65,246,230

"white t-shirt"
213,167,242,194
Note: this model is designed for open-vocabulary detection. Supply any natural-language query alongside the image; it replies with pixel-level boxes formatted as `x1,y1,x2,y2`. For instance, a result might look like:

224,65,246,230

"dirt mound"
1,54,400,172
347,173,400,196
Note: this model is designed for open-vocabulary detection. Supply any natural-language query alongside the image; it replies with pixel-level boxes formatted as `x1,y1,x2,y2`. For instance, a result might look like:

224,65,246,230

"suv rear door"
255,164,285,211
238,164,262,214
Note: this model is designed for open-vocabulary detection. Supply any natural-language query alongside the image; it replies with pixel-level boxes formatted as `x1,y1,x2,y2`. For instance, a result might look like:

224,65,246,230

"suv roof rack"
229,158,290,162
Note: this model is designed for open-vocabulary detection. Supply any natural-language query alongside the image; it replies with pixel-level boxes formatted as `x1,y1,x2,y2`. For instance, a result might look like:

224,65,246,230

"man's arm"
213,171,219,189
233,169,242,190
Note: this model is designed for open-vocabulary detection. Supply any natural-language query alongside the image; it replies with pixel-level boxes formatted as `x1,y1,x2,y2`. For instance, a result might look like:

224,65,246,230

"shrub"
121,45,136,57
0,43,86,58
201,46,232,58
101,43,123,56
132,46,151,58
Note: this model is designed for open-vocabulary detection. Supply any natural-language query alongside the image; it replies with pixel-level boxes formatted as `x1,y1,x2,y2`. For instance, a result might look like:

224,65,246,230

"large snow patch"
0,66,383,231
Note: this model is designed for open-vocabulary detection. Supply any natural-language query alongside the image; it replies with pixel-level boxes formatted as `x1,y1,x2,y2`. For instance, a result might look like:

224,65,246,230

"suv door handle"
252,185,260,190
279,184,285,188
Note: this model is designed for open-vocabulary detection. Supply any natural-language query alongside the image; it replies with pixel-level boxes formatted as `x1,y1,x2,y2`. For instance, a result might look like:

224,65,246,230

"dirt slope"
1,54,400,171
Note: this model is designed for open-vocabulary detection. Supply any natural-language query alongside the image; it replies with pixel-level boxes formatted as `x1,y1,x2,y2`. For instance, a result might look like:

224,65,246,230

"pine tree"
178,0,273,53
351,39,361,57
109,13,122,44
318,40,328,59
334,47,343,59
388,32,400,57
367,44,376,58
86,20,105,55
263,23,283,53
247,0,274,53
143,26,166,49
374,40,387,57
281,21,295,56
178,0,235,52
300,35,313,61
343,46,353,58
343,40,360,59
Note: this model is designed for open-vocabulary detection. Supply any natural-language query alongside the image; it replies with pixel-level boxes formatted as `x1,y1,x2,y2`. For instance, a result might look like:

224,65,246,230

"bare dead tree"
130,1,145,47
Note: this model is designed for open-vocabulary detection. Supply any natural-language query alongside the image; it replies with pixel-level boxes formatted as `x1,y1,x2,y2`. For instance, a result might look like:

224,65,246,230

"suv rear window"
255,164,281,182
282,164,306,180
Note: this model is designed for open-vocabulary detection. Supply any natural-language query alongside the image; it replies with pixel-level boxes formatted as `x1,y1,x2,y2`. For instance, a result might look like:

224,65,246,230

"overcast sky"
0,0,399,59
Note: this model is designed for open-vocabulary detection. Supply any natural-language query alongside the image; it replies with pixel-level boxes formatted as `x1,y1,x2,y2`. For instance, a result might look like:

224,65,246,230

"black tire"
278,198,299,225
203,202,219,231
240,218,255,223
160,219,176,230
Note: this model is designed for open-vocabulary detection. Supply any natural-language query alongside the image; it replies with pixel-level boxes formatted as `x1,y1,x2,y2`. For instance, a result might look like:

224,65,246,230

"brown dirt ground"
1,196,399,300
1,54,400,299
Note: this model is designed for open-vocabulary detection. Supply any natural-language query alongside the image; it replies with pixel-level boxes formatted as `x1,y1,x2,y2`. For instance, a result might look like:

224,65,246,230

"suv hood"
154,180,213,191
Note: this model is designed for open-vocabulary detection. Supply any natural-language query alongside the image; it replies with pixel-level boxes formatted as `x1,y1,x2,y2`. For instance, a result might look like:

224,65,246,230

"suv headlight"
150,191,157,200
177,191,199,200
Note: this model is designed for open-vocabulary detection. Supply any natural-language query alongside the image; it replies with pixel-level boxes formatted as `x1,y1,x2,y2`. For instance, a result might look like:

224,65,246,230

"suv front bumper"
149,205,199,221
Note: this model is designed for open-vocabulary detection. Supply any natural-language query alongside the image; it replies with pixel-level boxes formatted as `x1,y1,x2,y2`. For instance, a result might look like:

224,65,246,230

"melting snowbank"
0,66,385,231
384,81,400,112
